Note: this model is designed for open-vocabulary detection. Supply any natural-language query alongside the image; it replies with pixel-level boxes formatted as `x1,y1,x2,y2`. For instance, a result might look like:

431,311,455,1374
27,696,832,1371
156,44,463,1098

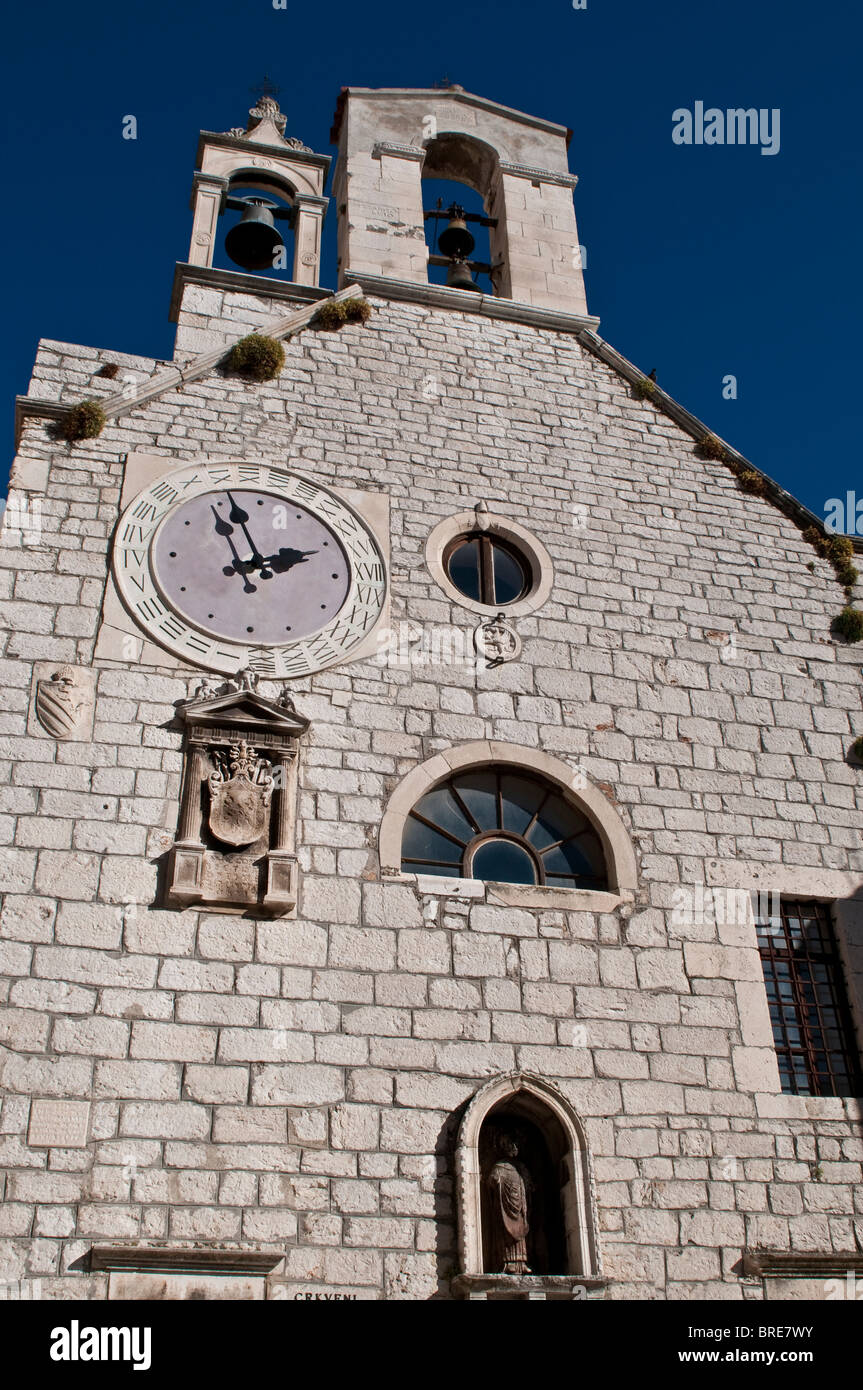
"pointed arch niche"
453,1074,606,1301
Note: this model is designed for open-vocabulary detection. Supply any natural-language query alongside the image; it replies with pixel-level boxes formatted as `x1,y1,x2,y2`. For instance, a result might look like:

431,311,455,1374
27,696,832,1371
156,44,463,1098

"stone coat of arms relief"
208,740,274,847
167,671,309,914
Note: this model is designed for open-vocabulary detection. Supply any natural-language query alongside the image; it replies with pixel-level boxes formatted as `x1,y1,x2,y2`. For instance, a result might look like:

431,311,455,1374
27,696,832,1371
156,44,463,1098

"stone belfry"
1,83,861,1304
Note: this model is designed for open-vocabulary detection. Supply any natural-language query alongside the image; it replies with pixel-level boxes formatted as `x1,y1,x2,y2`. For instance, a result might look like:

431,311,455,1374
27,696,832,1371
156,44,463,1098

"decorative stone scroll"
167,671,309,914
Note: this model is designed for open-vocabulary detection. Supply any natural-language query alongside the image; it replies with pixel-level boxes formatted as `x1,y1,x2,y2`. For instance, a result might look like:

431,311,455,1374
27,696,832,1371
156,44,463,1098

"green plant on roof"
225,334,285,382
831,607,863,643
62,400,106,442
802,527,858,593
736,469,767,496
632,378,656,400
315,298,372,330
695,434,728,462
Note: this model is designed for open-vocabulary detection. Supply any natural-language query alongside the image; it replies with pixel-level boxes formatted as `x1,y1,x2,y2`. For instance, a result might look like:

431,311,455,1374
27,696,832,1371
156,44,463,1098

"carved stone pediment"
181,688,310,739
167,676,308,915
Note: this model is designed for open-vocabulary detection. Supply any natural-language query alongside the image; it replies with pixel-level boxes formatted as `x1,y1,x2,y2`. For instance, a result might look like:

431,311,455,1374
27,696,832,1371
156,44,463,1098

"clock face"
113,462,387,677
152,490,351,645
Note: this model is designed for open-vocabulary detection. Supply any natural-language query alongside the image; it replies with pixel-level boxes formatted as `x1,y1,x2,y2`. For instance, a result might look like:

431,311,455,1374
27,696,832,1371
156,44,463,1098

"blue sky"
2,0,861,525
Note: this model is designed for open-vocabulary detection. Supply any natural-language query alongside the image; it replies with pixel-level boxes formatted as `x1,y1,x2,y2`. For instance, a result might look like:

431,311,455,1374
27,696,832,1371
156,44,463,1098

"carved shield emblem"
207,741,273,847
209,776,269,846
35,667,87,739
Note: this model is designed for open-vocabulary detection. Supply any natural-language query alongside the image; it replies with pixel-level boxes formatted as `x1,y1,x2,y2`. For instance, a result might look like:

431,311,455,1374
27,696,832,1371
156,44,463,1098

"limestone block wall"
1,291,862,1300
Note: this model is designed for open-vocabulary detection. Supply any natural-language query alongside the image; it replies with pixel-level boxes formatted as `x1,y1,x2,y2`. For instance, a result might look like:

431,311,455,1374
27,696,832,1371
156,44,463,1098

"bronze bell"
445,259,480,292
224,198,285,272
437,206,475,262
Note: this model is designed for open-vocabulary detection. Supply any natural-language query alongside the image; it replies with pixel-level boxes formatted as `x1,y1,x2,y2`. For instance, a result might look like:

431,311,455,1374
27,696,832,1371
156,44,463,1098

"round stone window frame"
425,510,554,618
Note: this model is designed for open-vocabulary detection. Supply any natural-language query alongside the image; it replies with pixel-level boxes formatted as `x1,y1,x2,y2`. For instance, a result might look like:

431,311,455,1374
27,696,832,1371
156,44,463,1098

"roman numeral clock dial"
113,463,387,677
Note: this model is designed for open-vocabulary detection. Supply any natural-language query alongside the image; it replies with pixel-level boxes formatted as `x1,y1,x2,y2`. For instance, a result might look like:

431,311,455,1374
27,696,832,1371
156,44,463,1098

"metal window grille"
755,899,862,1097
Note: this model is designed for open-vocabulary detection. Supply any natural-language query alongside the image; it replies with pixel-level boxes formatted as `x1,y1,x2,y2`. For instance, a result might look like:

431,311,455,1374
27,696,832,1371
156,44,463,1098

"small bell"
225,198,285,272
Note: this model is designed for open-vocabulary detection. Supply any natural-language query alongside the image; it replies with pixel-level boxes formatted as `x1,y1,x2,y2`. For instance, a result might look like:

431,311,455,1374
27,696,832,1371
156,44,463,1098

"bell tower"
331,85,589,313
175,91,331,310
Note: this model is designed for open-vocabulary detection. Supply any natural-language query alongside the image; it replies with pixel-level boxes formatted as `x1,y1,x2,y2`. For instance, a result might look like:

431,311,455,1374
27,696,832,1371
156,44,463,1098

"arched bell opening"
214,173,297,278
421,133,506,297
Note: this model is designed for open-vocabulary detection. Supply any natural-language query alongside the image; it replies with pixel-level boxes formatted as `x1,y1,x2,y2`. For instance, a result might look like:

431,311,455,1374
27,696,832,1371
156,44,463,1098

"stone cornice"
170,263,331,323
498,161,578,188
574,329,863,550
332,88,570,143
342,269,600,333
14,282,364,448
742,1249,863,1278
371,141,426,163
192,171,229,191
15,277,855,567
196,130,331,174
292,193,330,212
452,1274,609,1300
90,1245,281,1275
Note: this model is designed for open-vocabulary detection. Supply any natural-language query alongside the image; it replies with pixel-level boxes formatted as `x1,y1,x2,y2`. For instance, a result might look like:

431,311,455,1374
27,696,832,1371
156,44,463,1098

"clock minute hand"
211,505,257,594
226,491,269,575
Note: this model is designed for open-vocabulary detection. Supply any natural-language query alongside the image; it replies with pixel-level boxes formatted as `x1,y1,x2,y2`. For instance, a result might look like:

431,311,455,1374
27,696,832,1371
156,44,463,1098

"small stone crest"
208,740,274,847
224,93,313,151
475,613,522,666
32,664,95,740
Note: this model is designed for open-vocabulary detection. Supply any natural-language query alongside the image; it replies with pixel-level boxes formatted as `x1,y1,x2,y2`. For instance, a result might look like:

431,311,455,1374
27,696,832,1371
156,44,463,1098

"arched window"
401,767,608,890
380,742,638,908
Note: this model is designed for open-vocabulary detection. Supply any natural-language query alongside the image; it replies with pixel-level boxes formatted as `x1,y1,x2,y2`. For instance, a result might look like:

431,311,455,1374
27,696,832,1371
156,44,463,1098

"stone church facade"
1,86,861,1301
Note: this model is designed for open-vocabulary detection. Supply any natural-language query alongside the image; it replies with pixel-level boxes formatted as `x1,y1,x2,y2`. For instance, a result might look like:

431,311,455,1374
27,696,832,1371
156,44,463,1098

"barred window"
756,899,861,1097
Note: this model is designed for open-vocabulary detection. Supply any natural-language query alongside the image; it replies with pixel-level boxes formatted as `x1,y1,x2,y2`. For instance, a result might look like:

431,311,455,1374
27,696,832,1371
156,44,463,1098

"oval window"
444,533,530,606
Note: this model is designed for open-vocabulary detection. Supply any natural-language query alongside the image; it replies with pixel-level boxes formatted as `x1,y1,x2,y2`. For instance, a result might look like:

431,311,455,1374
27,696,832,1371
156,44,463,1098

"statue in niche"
486,1131,533,1274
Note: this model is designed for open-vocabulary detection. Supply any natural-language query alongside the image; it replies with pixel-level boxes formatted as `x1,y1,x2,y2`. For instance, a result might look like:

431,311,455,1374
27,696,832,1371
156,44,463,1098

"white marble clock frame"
99,453,390,677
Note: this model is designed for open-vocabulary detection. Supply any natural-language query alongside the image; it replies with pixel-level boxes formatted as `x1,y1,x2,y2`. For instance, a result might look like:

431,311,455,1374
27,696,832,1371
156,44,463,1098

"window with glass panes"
756,899,862,1097
400,767,608,890
444,533,529,606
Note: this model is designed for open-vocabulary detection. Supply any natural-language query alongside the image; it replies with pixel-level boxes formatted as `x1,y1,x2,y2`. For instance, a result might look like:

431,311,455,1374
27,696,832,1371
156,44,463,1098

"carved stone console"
167,674,308,914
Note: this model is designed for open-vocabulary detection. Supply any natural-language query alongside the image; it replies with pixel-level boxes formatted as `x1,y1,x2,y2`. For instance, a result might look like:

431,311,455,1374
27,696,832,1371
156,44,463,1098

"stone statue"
486,1132,532,1274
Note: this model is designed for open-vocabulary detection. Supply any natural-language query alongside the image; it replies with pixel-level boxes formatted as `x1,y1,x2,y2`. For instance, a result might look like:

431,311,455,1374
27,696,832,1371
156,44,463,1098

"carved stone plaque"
167,672,308,914
474,614,522,666
28,1099,90,1148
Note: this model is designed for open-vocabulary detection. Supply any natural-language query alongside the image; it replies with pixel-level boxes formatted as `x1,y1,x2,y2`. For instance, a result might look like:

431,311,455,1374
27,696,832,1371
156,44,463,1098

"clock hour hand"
211,505,257,593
